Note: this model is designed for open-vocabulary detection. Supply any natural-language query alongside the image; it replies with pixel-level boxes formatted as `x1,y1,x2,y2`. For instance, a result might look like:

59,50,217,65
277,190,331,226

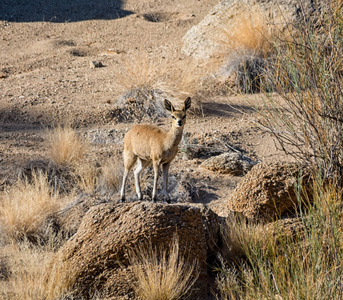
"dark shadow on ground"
0,106,46,127
0,0,133,22
192,186,219,204
201,102,255,117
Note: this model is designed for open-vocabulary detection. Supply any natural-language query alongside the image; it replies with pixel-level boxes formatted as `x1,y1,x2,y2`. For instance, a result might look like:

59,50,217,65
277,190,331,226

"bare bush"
259,0,343,182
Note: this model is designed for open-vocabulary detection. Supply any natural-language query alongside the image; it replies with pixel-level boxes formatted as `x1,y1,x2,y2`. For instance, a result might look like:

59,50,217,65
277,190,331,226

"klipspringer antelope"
120,97,191,202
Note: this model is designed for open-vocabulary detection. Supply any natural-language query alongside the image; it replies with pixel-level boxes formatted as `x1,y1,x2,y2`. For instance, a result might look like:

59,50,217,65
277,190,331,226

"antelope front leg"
162,162,170,203
152,162,160,202
120,169,129,202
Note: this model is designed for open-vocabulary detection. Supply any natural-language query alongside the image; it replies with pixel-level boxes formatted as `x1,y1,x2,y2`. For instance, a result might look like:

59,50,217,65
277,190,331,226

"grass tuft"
46,126,88,167
98,158,123,194
219,7,273,93
129,236,199,300
0,171,60,242
0,240,76,300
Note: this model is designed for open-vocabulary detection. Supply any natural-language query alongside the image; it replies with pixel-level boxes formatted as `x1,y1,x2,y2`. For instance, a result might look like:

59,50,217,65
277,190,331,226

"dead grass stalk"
0,171,60,242
129,236,199,300
46,126,88,167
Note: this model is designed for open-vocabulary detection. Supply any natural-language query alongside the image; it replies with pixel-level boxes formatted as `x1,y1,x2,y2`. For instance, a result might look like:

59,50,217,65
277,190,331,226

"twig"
213,137,241,154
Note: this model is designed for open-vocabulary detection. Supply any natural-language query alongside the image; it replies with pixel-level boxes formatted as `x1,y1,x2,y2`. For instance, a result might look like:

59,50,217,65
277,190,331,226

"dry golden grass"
74,161,99,194
114,52,206,113
216,216,271,300
219,214,266,262
129,237,198,300
115,52,166,93
0,243,52,300
46,126,103,194
221,6,272,57
42,253,77,300
99,158,123,193
214,5,275,93
0,171,61,242
0,239,76,300
46,126,88,167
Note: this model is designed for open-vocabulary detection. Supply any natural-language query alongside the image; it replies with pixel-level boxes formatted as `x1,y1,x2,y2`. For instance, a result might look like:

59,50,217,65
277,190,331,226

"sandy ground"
0,0,288,216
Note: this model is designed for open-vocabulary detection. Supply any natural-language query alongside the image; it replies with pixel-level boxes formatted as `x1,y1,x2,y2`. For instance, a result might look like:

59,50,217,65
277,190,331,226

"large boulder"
54,194,109,237
182,0,316,59
228,162,310,222
46,202,219,299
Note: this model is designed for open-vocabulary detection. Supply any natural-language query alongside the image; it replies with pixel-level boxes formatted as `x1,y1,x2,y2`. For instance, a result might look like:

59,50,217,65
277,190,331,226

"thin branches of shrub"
260,0,343,182
128,236,199,300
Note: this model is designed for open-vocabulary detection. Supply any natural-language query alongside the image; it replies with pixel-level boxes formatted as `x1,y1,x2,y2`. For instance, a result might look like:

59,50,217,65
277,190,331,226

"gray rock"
201,152,257,175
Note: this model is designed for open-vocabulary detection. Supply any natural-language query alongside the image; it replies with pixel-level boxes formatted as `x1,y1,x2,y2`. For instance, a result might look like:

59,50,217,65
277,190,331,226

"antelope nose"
177,120,183,127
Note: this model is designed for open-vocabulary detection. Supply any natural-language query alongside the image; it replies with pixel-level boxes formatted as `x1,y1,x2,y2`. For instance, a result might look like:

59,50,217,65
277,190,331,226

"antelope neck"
166,124,184,148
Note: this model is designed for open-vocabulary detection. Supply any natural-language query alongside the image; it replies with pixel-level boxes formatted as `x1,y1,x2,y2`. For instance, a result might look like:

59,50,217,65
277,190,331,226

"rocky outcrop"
201,152,257,175
182,0,316,59
228,162,311,222
46,202,219,299
55,194,109,237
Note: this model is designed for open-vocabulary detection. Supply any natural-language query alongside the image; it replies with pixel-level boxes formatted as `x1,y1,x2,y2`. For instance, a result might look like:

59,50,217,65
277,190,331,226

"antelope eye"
172,116,176,120
182,115,186,120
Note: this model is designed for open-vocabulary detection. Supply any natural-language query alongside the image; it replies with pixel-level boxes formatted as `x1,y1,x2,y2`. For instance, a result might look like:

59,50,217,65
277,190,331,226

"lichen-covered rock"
228,162,310,221
200,152,257,175
46,202,219,299
264,217,305,241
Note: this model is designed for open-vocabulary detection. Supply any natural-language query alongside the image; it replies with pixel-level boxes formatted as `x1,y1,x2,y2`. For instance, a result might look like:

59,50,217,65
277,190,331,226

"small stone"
90,61,104,69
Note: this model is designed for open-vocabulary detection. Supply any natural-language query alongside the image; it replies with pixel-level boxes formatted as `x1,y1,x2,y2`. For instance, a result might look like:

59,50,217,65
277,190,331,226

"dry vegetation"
218,7,274,93
129,237,199,300
0,126,121,299
1,0,343,299
217,179,343,300
216,1,343,299
0,171,60,243
46,126,89,167
0,243,54,300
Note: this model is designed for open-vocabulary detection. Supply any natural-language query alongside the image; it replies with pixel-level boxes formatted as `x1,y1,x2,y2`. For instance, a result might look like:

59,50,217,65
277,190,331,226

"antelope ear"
182,97,191,112
164,99,175,112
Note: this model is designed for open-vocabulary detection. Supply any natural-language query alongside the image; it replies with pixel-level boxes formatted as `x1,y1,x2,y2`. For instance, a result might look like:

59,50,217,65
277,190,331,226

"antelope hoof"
120,197,125,203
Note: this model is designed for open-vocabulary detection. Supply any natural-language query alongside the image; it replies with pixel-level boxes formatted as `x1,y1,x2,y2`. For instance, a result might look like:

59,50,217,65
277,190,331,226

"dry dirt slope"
0,0,287,214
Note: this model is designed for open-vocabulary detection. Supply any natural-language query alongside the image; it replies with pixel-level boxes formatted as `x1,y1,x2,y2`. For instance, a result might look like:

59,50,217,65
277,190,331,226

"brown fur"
120,97,191,202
